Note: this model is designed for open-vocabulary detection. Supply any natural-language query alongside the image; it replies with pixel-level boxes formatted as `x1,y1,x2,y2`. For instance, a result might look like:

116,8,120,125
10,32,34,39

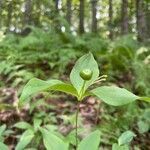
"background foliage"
0,0,149,149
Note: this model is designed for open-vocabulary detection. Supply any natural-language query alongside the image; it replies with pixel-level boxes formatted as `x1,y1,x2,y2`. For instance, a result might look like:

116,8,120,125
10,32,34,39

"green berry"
80,69,93,80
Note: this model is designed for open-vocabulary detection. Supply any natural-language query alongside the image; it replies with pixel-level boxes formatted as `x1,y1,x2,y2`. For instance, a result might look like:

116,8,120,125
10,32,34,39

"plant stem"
79,80,86,100
75,80,86,148
75,101,80,149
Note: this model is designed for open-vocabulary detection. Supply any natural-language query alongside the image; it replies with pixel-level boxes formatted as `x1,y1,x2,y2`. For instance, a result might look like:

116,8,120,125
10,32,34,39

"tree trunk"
145,1,150,39
24,0,32,25
34,1,41,26
53,0,61,32
108,0,113,39
91,0,97,33
79,0,84,34
136,0,147,41
55,0,59,13
0,0,2,27
66,0,72,25
121,0,129,34
7,2,13,31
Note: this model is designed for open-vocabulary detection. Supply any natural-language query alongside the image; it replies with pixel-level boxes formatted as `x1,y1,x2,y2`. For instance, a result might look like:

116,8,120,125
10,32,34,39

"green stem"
75,80,86,149
75,101,80,149
138,97,150,102
79,80,86,100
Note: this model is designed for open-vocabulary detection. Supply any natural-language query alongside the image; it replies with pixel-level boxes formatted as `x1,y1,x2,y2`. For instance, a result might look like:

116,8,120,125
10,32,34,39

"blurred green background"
0,0,149,149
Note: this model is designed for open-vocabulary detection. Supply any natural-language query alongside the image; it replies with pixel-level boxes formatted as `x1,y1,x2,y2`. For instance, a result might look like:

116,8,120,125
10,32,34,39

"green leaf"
40,128,68,150
16,129,34,150
33,118,42,132
19,78,63,106
118,131,136,146
77,130,101,150
112,143,129,150
50,83,78,97
14,122,33,130
137,120,149,134
0,125,6,136
70,53,99,95
91,86,139,106
0,142,8,150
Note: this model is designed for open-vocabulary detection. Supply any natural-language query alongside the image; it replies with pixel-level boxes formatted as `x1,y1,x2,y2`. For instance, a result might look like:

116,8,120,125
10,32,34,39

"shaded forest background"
0,0,149,40
0,0,150,149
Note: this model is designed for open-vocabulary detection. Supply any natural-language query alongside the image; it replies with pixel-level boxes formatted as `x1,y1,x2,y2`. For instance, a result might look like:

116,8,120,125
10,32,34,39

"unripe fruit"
80,69,93,80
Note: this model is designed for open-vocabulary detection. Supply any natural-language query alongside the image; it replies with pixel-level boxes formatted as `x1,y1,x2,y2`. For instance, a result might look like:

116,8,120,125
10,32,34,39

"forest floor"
0,86,150,150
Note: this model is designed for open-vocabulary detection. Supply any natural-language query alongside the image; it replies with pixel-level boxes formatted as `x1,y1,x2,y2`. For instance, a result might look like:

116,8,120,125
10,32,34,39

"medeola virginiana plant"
18,52,150,150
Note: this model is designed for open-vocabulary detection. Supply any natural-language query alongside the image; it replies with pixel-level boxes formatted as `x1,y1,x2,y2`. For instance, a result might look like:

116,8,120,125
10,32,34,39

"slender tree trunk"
108,0,113,39
121,0,129,34
34,1,41,26
55,0,59,13
79,0,84,34
53,0,61,32
91,0,97,33
136,0,147,41
7,2,13,31
66,0,72,25
24,0,32,25
0,0,2,27
146,1,150,39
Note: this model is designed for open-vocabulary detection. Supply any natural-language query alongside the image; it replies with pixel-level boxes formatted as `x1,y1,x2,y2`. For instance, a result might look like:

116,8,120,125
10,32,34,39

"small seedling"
18,52,150,150
0,124,13,150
